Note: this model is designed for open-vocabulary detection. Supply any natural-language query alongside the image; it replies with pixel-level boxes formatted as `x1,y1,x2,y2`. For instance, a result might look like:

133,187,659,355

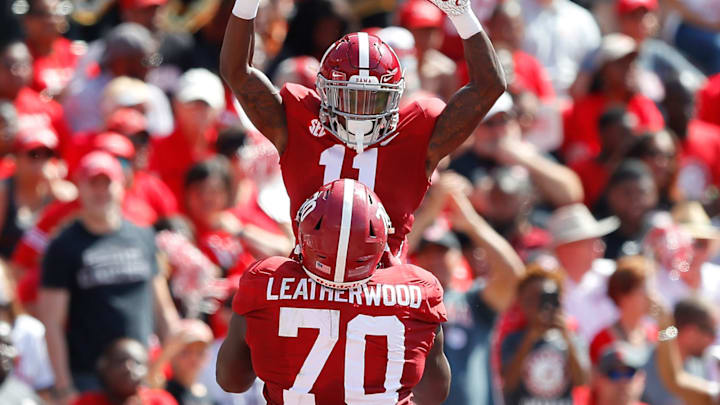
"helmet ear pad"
297,179,390,289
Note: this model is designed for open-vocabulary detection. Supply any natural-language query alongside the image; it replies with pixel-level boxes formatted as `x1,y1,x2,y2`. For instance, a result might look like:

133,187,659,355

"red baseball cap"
399,0,444,29
616,0,658,14
76,151,125,183
14,127,59,152
93,132,136,159
106,108,147,136
119,0,167,9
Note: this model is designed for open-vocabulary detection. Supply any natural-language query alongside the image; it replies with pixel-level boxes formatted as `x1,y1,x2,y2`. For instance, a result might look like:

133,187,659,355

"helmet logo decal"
308,119,325,138
381,68,399,83
297,191,321,223
376,202,394,234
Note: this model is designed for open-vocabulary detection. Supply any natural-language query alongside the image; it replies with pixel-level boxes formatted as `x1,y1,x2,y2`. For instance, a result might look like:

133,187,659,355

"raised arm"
220,4,288,154
425,1,506,176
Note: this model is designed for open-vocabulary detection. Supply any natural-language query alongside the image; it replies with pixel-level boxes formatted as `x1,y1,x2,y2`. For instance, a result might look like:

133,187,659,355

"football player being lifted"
220,0,506,261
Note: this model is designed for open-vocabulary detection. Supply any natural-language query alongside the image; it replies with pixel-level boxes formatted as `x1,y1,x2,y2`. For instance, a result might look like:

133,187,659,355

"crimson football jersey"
233,256,447,405
279,84,445,257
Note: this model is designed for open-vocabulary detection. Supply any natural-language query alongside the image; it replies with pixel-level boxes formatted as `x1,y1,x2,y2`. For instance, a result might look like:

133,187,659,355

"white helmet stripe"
358,32,370,76
334,179,355,282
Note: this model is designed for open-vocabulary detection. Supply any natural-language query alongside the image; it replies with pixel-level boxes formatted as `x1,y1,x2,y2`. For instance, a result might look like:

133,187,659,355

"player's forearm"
43,321,73,392
520,153,584,206
238,224,294,258
412,355,451,405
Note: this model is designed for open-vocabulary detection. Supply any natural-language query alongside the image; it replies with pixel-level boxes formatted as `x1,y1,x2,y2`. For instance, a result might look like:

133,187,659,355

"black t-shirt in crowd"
165,379,212,405
41,219,158,374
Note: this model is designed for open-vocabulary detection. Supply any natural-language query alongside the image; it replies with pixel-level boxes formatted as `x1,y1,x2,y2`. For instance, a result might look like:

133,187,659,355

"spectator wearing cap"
626,130,681,211
547,203,619,343
0,261,54,396
449,93,583,208
37,151,179,400
0,102,19,179
655,202,720,310
589,256,657,366
119,0,167,32
575,0,705,101
562,34,664,165
148,319,214,405
576,343,648,405
662,77,720,203
518,0,601,95
499,265,589,404
0,320,43,405
598,160,659,259
0,40,72,160
149,68,225,203
73,338,177,405
62,23,173,136
19,0,82,99
397,0,457,101
486,0,554,102
642,298,719,405
571,107,637,208
0,126,69,259
408,172,524,405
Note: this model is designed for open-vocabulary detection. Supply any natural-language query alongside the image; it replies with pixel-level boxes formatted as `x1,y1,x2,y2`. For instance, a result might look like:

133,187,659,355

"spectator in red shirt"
149,68,225,202
183,158,291,275
0,40,72,158
697,72,720,127
562,34,664,164
73,338,177,405
662,77,720,202
589,256,657,364
486,0,555,102
572,107,637,208
20,0,81,98
0,127,71,259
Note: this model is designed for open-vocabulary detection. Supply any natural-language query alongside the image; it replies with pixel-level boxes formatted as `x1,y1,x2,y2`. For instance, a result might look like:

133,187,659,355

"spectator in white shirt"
519,0,601,96
547,203,620,343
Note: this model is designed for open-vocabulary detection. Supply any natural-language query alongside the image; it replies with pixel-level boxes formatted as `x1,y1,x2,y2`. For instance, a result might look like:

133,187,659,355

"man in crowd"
37,151,179,402
547,203,619,343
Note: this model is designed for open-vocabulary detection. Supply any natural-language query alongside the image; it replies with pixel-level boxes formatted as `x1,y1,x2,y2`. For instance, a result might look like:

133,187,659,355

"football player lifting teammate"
220,0,506,260
216,179,450,405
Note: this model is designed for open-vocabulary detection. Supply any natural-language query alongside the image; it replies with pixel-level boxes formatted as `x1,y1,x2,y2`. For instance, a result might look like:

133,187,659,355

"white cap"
548,203,619,246
175,68,226,111
482,92,513,122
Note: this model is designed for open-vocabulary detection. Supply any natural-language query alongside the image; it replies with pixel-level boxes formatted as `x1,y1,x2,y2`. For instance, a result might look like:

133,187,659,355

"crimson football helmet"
296,179,392,289
316,32,405,153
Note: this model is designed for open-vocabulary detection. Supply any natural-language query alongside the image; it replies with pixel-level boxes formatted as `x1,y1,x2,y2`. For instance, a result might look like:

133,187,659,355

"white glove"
427,0,471,17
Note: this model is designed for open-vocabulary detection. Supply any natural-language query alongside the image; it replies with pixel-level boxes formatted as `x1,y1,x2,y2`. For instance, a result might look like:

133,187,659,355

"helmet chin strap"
345,119,374,153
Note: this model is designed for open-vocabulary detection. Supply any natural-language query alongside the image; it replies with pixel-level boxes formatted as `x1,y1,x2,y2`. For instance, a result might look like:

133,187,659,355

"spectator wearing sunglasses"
575,343,648,405
0,127,68,259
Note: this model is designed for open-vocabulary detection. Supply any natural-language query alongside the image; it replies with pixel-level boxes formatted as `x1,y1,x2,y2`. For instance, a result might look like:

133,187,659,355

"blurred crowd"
0,0,720,404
